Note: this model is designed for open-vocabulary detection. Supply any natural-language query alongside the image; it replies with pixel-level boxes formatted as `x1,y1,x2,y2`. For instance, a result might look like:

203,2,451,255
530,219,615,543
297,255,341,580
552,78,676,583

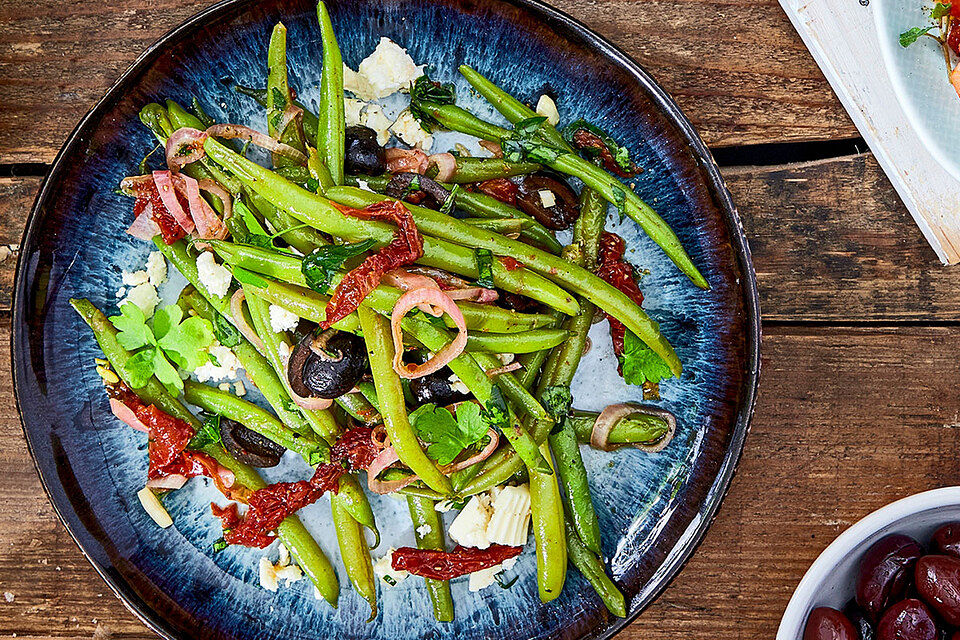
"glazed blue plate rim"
11,0,760,637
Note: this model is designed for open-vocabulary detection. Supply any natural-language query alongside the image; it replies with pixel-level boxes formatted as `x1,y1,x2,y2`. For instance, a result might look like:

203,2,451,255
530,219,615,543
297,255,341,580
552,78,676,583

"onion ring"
182,175,228,240
391,288,468,379
427,153,457,182
109,398,149,432
152,170,195,233
230,289,267,354
484,362,522,378
165,127,208,172
478,140,504,158
274,104,303,140
126,202,161,241
446,287,499,304
197,179,233,222
206,124,307,164
590,403,677,453
279,349,335,411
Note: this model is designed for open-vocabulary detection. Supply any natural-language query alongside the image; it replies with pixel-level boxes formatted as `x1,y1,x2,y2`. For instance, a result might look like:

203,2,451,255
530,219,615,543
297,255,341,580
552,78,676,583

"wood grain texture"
5,323,960,638
0,0,856,164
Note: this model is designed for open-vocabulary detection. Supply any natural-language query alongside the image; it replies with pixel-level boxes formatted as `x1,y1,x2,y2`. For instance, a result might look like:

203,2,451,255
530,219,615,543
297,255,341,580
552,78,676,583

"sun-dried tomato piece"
134,180,187,244
210,502,241,529
477,178,519,206
330,426,378,471
391,544,524,580
570,129,638,178
596,232,645,360
322,200,424,329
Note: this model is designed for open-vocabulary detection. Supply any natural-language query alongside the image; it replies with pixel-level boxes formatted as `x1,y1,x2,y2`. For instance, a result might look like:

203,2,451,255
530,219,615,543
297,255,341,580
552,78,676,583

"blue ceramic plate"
11,1,759,638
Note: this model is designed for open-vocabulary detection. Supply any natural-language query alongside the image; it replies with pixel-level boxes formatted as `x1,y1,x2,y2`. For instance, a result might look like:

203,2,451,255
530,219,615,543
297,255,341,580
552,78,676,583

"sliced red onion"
165,127,208,172
385,147,429,174
183,175,228,240
206,124,307,164
146,474,188,491
119,174,157,197
126,202,160,241
230,289,267,354
197,179,233,222
391,288,468,379
446,287,499,304
109,398,149,432
591,403,677,453
152,170,195,233
368,472,420,495
441,429,499,473
478,140,504,158
427,152,457,182
274,104,303,140
484,362,522,378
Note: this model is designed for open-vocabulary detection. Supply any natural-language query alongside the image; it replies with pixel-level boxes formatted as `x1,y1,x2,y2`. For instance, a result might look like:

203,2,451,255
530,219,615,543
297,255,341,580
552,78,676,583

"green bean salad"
72,1,698,622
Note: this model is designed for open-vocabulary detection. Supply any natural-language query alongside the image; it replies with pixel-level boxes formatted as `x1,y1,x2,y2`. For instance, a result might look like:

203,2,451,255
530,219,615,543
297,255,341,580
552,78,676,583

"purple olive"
844,599,876,640
932,525,960,559
877,599,937,640
916,555,960,626
857,534,924,620
804,607,859,640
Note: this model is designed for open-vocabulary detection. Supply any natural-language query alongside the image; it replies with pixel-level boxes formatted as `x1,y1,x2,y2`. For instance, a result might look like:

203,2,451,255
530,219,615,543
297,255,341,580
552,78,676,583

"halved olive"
514,172,580,230
288,330,368,399
345,125,386,175
408,367,471,408
219,417,285,468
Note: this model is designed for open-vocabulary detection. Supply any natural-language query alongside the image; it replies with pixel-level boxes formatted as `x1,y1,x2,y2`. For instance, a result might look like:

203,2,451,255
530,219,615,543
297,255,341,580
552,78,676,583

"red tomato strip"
570,129,638,178
391,544,523,580
596,232,645,360
130,180,187,244
321,200,424,329
477,178,518,206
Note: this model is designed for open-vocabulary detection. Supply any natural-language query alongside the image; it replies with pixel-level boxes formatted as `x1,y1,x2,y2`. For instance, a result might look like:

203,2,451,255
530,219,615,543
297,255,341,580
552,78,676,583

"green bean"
308,147,335,193
316,1,345,185
243,288,340,441
450,157,539,183
182,380,327,461
568,410,670,446
357,306,452,494
248,191,330,254
208,243,557,334
336,393,382,426
355,381,381,412
518,349,550,390
417,102,512,140
549,422,600,553
465,328,567,354
471,351,550,424
275,165,313,185
458,65,571,152
235,85,320,142
202,139,579,315
325,187,680,373
267,23,307,165
563,518,625,617
70,298,339,607
331,493,378,620
337,474,380,548
461,218,526,235
576,188,606,271
528,441,566,602
407,495,454,622
189,97,215,129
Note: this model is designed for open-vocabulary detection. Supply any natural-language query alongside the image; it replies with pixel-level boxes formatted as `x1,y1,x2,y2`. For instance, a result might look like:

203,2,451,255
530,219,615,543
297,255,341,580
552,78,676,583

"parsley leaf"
482,386,510,430
619,330,674,386
301,240,376,293
212,537,229,553
900,26,936,47
440,184,463,215
409,73,457,132
410,403,488,465
540,385,573,428
501,116,565,164
235,200,276,250
211,311,242,348
188,414,222,450
111,303,155,351
932,2,952,18
474,248,495,289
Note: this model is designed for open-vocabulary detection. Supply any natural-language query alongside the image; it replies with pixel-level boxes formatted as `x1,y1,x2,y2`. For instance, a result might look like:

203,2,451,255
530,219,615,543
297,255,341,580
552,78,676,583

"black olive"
408,368,471,408
497,291,543,314
288,331,368,399
345,125,386,175
514,172,580,230
384,172,454,210
218,417,285,468
844,600,876,640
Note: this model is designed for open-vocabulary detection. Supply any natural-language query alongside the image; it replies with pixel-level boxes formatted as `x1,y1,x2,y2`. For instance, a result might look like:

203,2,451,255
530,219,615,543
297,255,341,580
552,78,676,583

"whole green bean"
461,218,526,235
568,410,670,447
275,165,313,185
417,102,512,140
450,157,539,183
331,493,378,620
518,349,551,390
550,422,600,553
336,393,382,426
70,298,339,607
316,1,345,185
528,442,566,602
267,22,307,165
465,328,568,354
357,306,452,494
247,191,330,254
182,380,328,461
189,97,215,129
201,139,579,315
235,85,320,142
337,474,380,548
563,519,626,617
407,495,454,622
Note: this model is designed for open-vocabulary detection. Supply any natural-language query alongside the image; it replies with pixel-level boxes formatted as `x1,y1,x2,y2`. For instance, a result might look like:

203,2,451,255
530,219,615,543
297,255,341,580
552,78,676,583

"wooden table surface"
0,0,954,638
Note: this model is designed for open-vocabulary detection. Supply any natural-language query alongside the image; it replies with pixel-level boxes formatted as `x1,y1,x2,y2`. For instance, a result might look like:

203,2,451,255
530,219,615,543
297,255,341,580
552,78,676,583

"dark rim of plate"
10,0,761,638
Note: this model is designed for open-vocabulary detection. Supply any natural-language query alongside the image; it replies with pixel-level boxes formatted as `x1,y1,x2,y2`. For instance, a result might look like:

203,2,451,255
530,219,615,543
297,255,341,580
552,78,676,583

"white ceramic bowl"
777,487,960,639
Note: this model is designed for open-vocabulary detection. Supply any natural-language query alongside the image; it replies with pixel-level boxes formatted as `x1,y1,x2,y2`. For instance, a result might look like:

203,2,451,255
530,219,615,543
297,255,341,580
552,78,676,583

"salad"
900,2,960,96
72,1,703,623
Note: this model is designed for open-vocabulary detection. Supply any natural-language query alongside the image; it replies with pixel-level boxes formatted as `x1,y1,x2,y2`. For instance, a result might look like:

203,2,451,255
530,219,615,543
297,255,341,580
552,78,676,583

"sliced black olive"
497,291,543,314
288,330,368,399
219,417,285,468
514,172,580,230
408,367,472,408
385,172,452,209
345,125,386,175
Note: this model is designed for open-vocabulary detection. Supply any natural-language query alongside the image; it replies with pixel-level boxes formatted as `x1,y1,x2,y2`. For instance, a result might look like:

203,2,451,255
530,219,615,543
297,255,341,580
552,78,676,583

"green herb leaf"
500,116,565,165
212,311,242,348
212,537,228,553
474,248,495,289
561,119,638,173
409,73,457,132
619,330,674,386
235,200,276,250
482,386,510,430
270,87,287,110
411,403,489,465
382,575,397,586
306,177,321,194
232,266,269,289
440,184,462,215
110,303,156,351
189,414,222,450
158,315,216,371
151,348,184,393
900,25,936,47
122,347,159,388
514,116,547,135
611,184,627,221
301,240,376,293
495,572,518,589
932,2,952,18
540,385,573,423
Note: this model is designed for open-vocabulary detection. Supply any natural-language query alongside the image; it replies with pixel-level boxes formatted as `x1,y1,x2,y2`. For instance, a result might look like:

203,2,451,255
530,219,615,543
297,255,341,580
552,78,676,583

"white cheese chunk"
390,109,432,151
538,189,557,209
123,283,160,318
468,558,518,592
535,94,560,126
448,495,493,549
373,548,408,587
121,270,149,287
487,484,532,547
344,97,366,126
268,304,300,333
259,557,279,592
194,344,241,382
275,564,303,585
146,251,167,287
234,380,246,397
345,37,424,100
416,523,432,537
196,251,232,298
361,104,393,146
447,372,470,395
137,487,173,528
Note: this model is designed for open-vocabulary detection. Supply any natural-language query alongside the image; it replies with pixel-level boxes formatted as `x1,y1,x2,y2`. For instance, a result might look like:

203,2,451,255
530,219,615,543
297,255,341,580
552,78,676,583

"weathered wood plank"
2,154,958,321
4,323,960,638
0,0,855,164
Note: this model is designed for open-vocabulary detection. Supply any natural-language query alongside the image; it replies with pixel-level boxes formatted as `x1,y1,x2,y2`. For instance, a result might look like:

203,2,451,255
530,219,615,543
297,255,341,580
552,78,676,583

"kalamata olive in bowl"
514,172,580,230
932,524,960,559
408,368,471,408
219,417,285,468
844,600,876,640
288,331,368,400
857,534,924,620
803,607,858,640
344,125,385,175
916,555,960,625
877,599,938,640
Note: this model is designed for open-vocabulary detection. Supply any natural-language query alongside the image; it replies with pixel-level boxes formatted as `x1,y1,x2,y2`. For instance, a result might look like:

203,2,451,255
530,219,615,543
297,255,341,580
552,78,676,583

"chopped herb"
409,73,457,132
382,575,397,586
619,330,674,387
269,110,284,132
237,200,276,249
212,311,242,348
212,537,229,553
208,352,221,366
307,449,324,466
410,402,488,465
301,240,377,293
900,26,937,47
270,87,287,109
306,177,321,194
482,386,510,430
232,266,269,289
611,184,627,221
540,385,573,425
282,399,299,413
561,119,638,173
474,248,495,289
189,414,222,450
495,572,518,589
440,184,463,215
932,2,952,18
501,116,565,164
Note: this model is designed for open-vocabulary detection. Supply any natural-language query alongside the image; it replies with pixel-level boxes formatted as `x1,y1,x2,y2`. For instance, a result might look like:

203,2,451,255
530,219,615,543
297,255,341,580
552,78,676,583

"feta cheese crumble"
344,37,424,100
447,372,470,396
121,269,149,286
373,548,408,587
390,109,432,151
344,97,366,126
194,344,241,382
415,523,433,537
447,494,493,549
361,103,393,146
538,189,557,209
269,304,300,333
122,283,160,318
259,543,303,592
196,251,232,298
469,557,518,592
145,251,167,287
